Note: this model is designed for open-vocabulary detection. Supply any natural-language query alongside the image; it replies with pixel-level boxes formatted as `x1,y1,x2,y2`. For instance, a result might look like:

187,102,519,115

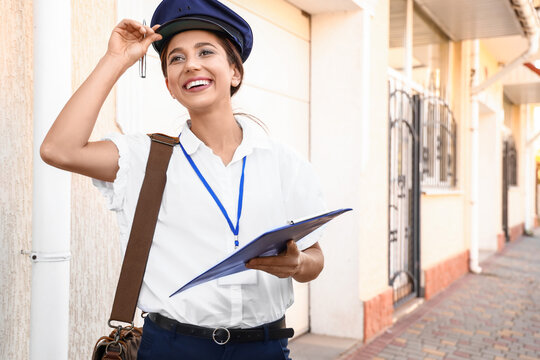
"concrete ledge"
363,287,393,342
424,251,469,300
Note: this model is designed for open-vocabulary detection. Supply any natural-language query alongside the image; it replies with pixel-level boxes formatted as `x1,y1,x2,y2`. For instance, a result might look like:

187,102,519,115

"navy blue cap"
151,0,253,62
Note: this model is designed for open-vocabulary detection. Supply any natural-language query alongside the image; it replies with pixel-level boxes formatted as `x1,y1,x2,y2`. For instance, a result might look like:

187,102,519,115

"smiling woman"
163,31,243,126
39,0,326,359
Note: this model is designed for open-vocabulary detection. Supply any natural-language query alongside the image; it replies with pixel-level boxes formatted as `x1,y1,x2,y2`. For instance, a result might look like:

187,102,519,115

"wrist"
100,52,132,76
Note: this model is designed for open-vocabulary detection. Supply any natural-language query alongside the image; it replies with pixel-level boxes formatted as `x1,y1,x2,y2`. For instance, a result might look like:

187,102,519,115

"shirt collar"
179,116,272,158
179,120,203,155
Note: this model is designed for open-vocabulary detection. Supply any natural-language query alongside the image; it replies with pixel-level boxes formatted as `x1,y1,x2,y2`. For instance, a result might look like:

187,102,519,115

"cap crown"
151,0,253,62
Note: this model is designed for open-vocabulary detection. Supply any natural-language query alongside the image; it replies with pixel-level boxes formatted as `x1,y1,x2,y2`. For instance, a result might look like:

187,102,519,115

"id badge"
218,270,258,286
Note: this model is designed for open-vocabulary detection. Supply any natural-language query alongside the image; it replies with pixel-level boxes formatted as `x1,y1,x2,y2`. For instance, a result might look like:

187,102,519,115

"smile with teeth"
185,79,212,90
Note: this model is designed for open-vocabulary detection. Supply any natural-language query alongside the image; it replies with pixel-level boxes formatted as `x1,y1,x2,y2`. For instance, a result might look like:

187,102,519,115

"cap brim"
153,16,243,58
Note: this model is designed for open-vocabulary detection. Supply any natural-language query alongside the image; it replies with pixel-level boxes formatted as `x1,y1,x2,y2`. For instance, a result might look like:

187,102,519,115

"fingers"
246,240,301,278
247,265,295,278
116,19,161,41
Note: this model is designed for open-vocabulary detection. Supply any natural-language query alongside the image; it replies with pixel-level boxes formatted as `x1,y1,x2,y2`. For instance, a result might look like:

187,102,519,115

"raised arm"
40,19,161,182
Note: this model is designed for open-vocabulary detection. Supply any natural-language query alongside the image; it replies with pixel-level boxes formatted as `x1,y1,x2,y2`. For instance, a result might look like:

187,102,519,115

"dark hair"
159,31,244,96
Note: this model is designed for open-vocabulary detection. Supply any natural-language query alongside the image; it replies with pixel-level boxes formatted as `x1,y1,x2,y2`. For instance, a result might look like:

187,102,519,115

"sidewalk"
338,233,540,360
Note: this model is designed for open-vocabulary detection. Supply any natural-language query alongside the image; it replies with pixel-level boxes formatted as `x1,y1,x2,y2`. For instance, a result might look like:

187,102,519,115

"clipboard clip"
139,19,147,78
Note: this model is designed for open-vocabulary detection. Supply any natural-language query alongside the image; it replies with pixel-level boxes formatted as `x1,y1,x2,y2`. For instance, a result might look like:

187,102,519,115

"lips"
183,77,213,91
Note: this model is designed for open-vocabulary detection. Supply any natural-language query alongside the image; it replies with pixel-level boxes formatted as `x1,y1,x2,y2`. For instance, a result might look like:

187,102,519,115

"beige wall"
0,1,34,358
478,41,504,113
421,195,466,268
1,2,122,357
69,1,125,359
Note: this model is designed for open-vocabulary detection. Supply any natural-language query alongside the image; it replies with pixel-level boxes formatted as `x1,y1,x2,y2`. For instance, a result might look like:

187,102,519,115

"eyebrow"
167,42,218,60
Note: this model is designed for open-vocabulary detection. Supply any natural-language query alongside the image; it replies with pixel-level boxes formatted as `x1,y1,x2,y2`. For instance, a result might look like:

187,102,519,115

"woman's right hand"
106,19,162,69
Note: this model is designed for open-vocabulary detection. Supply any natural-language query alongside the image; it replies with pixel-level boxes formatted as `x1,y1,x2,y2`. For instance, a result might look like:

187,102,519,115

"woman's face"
164,30,241,112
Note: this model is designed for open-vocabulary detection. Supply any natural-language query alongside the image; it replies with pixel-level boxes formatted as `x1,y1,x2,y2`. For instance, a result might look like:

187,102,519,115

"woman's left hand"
246,240,303,278
246,241,324,282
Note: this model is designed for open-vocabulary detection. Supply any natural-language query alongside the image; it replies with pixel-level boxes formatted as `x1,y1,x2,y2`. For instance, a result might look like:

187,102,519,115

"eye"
199,48,215,56
169,54,185,64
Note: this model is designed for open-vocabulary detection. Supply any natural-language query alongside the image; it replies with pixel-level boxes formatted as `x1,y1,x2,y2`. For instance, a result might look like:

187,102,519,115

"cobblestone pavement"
339,235,540,360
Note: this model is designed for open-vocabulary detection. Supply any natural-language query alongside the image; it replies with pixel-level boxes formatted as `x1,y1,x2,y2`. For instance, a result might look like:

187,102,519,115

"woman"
40,0,326,358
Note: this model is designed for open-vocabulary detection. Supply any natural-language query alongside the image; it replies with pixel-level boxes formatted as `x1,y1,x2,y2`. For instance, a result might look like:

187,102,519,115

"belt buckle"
212,327,231,345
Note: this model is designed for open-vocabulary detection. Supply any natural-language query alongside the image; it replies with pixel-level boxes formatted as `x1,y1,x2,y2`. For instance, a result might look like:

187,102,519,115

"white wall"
309,0,388,339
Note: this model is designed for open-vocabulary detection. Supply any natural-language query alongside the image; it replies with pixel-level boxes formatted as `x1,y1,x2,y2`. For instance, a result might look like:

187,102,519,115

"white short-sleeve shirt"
93,116,326,328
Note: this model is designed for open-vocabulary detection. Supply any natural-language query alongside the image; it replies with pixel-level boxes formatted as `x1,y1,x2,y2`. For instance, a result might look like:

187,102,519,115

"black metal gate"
388,88,421,306
502,141,509,243
502,139,517,243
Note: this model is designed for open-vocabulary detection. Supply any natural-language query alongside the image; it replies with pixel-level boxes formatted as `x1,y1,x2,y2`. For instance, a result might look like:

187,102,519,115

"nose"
184,56,201,72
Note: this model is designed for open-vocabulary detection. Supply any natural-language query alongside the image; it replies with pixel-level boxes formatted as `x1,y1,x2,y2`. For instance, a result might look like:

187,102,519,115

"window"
389,0,456,188
420,96,457,187
389,0,450,94
505,139,518,186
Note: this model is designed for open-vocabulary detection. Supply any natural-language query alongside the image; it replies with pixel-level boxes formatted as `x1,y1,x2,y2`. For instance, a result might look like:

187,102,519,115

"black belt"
147,313,294,345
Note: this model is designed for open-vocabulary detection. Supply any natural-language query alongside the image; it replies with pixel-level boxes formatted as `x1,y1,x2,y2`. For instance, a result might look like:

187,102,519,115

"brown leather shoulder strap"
109,133,179,324
148,133,180,146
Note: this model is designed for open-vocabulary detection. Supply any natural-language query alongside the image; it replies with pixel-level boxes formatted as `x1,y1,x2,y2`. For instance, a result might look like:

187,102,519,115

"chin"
182,95,231,113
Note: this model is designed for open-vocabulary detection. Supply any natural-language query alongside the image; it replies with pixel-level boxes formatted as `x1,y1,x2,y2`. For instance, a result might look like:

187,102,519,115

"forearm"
40,54,127,165
293,244,324,283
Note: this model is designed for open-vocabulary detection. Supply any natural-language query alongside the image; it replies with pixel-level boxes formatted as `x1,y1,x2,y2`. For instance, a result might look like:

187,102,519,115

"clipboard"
170,208,352,297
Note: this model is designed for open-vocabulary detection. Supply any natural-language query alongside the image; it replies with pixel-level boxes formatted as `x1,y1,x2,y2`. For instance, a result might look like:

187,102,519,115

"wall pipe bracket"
21,250,71,263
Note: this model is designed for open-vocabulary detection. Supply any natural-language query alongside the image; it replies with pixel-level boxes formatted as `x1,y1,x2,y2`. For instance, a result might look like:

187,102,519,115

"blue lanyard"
179,136,246,249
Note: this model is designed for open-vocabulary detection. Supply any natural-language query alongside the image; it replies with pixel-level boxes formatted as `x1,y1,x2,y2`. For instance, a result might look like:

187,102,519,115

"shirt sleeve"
92,133,150,211
279,145,327,251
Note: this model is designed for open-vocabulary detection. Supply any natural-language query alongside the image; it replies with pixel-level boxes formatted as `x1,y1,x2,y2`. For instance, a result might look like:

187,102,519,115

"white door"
117,0,311,336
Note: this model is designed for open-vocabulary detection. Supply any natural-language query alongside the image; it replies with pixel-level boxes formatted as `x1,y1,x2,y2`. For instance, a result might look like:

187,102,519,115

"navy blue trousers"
137,316,292,360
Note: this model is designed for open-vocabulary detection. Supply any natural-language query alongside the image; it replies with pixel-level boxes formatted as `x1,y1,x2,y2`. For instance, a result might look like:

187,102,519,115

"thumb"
286,240,299,255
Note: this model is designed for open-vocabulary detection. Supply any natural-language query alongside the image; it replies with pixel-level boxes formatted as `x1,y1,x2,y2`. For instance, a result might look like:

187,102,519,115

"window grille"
505,140,517,186
420,96,457,188
388,69,457,189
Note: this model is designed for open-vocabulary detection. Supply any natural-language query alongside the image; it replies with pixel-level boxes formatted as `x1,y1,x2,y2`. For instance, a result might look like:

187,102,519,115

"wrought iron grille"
505,139,518,186
420,96,457,188
387,69,458,306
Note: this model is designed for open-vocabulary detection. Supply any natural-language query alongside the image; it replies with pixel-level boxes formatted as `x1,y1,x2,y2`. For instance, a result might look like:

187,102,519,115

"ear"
230,65,242,88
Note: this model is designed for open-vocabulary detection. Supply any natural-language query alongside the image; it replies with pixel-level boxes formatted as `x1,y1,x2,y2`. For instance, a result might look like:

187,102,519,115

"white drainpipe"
29,0,72,358
469,40,482,274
